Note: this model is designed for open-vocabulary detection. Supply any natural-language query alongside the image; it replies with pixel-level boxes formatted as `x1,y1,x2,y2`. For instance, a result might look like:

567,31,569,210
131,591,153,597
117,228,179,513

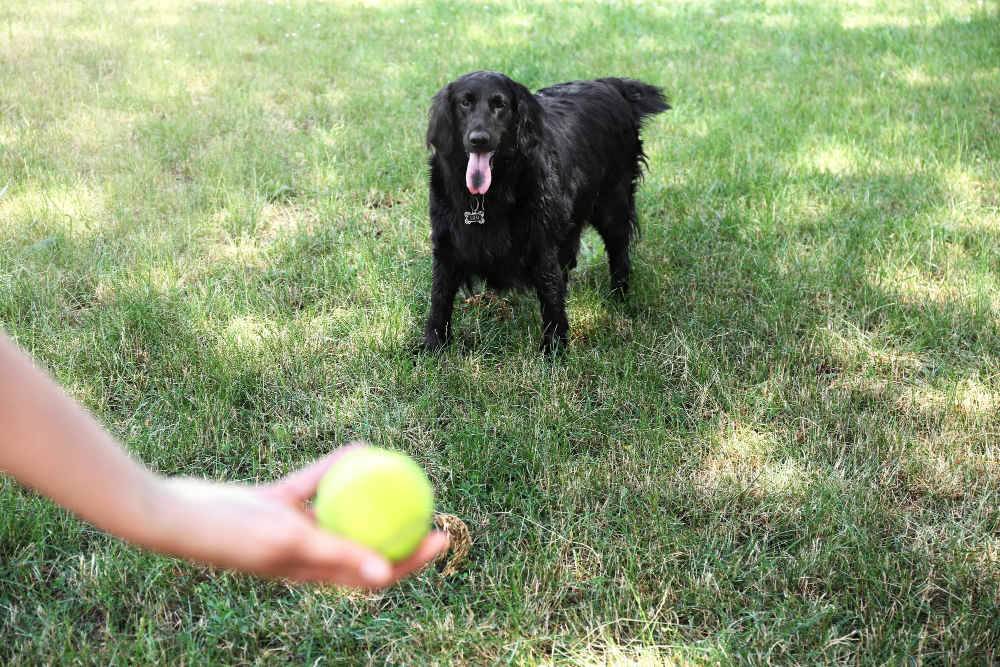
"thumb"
265,443,368,504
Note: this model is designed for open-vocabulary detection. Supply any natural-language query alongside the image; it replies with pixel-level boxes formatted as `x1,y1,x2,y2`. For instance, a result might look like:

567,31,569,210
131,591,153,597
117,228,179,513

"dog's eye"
460,99,471,108
494,99,507,109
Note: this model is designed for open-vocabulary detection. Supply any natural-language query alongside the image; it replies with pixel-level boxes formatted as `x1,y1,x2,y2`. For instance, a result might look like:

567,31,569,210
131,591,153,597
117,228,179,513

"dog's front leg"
533,252,570,356
423,252,462,352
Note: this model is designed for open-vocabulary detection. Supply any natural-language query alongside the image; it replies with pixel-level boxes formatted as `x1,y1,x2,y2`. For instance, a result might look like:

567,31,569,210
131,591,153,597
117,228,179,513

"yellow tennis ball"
314,447,434,562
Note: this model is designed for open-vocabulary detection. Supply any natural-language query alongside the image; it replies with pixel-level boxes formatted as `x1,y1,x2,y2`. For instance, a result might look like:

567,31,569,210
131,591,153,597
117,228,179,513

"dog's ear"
426,84,454,154
511,81,543,153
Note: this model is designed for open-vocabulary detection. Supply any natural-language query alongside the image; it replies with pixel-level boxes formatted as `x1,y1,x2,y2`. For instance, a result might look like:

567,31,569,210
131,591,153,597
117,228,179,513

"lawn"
2,0,999,663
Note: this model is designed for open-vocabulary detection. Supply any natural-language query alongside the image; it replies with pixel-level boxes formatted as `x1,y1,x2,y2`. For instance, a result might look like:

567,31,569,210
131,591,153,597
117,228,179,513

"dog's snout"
468,131,490,148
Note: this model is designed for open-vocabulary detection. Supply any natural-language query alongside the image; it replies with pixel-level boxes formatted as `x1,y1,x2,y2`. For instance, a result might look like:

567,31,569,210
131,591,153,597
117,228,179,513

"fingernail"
361,558,391,584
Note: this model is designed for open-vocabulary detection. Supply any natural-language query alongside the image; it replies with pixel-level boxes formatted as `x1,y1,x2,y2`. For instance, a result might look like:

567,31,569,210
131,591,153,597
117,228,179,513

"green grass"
2,0,1000,662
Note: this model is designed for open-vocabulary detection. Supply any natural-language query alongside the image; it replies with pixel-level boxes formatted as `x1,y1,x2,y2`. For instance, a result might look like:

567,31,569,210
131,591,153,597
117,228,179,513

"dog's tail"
616,79,670,125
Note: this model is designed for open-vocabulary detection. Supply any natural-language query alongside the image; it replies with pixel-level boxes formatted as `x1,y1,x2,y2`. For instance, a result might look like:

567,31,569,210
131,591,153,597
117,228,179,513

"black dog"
422,71,669,355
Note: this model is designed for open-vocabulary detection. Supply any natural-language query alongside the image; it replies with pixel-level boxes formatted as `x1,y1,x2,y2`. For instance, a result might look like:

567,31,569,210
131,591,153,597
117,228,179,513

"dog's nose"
468,131,489,149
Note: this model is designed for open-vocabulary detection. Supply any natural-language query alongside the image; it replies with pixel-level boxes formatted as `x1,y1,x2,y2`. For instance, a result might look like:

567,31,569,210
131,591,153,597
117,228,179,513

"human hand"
150,445,449,588
0,336,447,588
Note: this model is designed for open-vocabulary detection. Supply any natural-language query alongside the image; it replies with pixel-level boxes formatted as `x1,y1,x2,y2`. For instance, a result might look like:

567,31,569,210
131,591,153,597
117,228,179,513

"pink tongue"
466,152,492,194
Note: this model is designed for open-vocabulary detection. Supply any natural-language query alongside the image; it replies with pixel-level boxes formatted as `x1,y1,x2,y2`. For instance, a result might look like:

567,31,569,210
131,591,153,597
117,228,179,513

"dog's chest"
447,210,535,283
451,214,516,264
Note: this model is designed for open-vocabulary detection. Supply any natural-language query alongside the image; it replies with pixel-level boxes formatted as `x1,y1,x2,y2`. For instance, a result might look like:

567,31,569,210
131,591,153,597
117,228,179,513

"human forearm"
0,335,166,547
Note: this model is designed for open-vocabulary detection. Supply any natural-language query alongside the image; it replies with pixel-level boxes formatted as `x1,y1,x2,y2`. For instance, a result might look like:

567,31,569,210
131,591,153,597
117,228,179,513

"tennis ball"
314,448,434,563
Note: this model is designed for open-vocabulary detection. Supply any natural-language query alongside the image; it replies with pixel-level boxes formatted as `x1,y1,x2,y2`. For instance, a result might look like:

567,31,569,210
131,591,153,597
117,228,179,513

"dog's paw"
539,336,568,358
414,342,440,356
609,280,629,301
415,333,451,356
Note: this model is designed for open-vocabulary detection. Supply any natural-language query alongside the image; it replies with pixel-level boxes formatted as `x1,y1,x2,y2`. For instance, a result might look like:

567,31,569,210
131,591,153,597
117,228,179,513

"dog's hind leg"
592,178,637,299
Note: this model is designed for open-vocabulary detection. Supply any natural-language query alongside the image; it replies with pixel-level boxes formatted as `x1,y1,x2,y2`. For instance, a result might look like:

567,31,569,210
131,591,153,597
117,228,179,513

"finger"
300,528,395,588
291,532,449,589
390,530,450,578
265,442,368,504
279,564,379,589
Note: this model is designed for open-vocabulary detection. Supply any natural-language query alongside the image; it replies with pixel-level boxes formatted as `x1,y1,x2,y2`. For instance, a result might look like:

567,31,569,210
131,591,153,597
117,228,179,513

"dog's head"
426,70,543,194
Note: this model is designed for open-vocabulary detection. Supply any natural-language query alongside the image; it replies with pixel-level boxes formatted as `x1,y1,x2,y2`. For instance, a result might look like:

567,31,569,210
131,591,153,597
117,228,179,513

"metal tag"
464,210,485,225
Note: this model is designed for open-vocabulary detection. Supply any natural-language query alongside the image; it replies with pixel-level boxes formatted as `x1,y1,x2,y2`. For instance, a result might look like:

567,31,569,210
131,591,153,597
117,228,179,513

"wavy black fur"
422,71,669,355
